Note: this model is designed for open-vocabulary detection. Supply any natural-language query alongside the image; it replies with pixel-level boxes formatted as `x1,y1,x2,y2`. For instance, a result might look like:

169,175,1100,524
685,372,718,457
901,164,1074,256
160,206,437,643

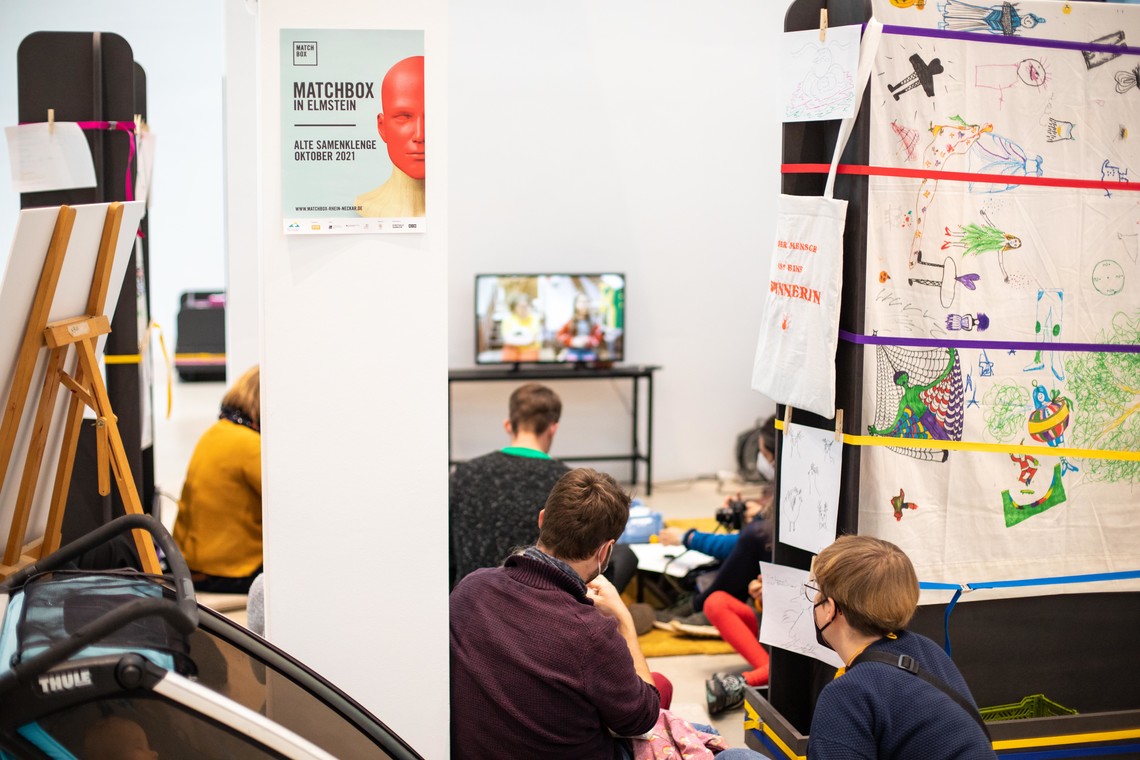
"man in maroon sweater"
450,468,664,759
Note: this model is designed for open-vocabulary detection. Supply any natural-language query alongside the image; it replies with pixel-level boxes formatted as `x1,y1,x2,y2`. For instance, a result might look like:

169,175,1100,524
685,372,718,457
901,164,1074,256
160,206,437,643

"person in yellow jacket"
174,366,262,593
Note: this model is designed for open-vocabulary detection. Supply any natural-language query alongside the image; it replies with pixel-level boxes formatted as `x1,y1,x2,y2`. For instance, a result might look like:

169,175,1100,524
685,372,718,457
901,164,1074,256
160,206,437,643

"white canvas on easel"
0,201,145,563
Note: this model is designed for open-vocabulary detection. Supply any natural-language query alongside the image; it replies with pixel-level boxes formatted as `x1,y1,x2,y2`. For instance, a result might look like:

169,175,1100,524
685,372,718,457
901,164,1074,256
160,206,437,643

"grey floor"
154,379,760,750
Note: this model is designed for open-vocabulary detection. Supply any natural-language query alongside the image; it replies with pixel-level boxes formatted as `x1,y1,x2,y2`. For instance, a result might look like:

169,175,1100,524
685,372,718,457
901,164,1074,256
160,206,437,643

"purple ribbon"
881,23,1140,57
839,329,1140,354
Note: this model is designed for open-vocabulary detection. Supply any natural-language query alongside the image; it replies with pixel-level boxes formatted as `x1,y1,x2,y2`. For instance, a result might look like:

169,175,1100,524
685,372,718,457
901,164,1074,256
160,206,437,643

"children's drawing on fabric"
965,372,980,408
869,345,965,461
937,0,1046,35
873,289,949,337
1101,159,1130,198
1010,449,1039,486
908,251,981,307
1118,232,1138,263
759,562,844,669
1046,118,1076,142
908,117,994,269
890,488,919,521
1027,382,1073,447
1024,288,1064,381
888,54,945,100
946,312,990,331
1060,457,1079,476
943,209,1022,281
966,130,1044,193
1002,463,1067,527
891,0,927,8
1116,64,1140,94
984,382,1030,440
975,58,1048,107
892,121,921,161
1092,260,1126,295
979,349,995,377
1063,310,1140,484
1083,31,1126,70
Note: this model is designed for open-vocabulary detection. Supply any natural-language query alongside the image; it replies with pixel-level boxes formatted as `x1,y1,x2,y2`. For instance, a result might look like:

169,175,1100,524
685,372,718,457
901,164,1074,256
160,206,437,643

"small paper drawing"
1092,260,1125,296
759,562,845,669
869,346,964,462
938,1,1046,36
1002,464,1067,527
779,422,842,554
1023,289,1064,381
888,54,944,101
890,489,920,521
781,25,860,123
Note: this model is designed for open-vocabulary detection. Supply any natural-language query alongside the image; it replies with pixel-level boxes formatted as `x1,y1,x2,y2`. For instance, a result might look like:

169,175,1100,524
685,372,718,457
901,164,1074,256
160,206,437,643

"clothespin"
819,8,828,42
834,408,844,443
47,108,55,135
783,405,793,431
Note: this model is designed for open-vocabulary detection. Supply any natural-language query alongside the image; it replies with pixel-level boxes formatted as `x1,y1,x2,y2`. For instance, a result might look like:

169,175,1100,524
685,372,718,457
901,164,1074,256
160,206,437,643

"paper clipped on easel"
5,122,97,193
759,561,844,669
780,24,861,122
779,421,842,554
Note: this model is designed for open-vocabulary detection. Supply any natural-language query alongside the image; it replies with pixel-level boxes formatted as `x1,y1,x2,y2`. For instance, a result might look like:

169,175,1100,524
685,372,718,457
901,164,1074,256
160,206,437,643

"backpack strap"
850,649,991,741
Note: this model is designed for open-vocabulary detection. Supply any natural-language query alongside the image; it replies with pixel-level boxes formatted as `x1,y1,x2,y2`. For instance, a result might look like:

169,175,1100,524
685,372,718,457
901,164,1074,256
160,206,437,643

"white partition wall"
252,2,448,757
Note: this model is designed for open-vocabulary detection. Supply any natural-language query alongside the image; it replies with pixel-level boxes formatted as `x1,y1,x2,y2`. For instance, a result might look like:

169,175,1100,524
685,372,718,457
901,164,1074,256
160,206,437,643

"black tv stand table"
448,364,660,495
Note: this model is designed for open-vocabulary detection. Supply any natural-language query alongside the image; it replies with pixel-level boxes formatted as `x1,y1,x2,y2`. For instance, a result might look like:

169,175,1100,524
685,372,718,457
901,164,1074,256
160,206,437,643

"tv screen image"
475,274,625,365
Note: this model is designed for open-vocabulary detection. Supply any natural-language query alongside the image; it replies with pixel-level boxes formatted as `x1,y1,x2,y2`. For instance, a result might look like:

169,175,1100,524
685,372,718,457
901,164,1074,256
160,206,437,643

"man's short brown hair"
538,468,630,561
813,534,919,636
509,383,562,436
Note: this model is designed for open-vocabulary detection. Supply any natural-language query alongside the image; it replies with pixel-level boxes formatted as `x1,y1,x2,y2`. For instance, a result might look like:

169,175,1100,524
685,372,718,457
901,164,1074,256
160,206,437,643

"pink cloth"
631,709,730,760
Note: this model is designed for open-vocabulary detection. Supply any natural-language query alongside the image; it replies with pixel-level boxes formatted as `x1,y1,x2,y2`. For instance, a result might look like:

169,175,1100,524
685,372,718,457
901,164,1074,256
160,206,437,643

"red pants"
651,672,673,710
703,591,769,687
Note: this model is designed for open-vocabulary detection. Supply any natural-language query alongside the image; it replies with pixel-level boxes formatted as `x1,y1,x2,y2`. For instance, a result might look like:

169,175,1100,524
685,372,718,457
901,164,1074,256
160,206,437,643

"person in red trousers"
704,573,769,715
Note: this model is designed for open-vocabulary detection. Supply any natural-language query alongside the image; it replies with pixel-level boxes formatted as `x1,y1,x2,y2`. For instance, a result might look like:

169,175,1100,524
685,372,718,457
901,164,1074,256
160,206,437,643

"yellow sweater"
174,419,262,577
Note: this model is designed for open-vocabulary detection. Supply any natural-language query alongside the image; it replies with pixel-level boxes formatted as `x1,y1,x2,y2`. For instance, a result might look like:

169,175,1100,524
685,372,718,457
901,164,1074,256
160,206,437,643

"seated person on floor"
449,382,636,591
173,366,262,594
807,535,995,760
450,468,671,759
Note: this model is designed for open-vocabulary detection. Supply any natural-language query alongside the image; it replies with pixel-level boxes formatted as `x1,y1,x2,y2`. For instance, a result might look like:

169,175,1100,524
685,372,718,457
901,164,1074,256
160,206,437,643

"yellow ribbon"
104,321,173,418
775,419,1139,462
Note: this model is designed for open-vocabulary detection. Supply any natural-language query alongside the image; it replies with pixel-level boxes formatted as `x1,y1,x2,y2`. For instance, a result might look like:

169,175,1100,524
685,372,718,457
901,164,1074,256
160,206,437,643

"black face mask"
814,600,835,651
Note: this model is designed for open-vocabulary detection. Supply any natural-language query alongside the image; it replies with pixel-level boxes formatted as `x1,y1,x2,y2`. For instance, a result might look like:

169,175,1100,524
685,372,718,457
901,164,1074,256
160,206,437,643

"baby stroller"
0,515,421,759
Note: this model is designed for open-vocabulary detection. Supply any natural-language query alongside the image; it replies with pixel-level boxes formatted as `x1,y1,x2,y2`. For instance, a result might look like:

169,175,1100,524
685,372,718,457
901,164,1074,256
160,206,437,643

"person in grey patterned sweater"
449,384,571,588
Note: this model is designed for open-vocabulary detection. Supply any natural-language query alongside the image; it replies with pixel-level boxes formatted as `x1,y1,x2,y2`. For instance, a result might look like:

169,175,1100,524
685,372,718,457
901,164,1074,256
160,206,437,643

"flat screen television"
475,273,625,365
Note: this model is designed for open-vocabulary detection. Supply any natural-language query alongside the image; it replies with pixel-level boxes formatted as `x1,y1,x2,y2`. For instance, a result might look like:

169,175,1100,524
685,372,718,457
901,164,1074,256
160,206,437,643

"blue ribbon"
919,570,1140,656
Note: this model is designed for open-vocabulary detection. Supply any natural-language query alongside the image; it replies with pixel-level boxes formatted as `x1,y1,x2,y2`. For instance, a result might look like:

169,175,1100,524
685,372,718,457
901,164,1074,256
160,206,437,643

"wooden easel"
0,203,159,577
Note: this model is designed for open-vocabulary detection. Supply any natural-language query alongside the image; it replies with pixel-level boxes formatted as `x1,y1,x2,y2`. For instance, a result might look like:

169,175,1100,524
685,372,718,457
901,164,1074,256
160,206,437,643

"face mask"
814,600,835,650
756,453,776,482
597,543,612,579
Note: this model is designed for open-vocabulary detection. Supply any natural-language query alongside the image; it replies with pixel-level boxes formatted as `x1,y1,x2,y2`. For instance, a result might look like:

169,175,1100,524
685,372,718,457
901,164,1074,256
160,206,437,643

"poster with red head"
281,29,424,235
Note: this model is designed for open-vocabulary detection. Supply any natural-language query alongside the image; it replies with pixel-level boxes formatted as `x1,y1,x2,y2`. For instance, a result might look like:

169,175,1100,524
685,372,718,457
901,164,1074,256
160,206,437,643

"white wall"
253,2,448,758
447,1,788,483
0,1,226,365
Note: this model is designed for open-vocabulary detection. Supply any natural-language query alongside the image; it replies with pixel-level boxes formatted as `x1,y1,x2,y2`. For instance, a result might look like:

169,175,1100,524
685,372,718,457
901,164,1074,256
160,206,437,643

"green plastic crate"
979,694,1078,722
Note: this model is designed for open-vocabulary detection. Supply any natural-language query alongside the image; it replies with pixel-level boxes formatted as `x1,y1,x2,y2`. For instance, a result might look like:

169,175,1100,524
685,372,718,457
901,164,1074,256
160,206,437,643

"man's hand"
657,527,685,546
587,575,633,627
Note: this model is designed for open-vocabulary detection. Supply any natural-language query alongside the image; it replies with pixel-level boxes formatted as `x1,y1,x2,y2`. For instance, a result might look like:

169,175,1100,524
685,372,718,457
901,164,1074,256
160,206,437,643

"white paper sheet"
779,421,843,554
780,24,861,122
759,561,844,669
5,122,97,193
628,543,717,578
